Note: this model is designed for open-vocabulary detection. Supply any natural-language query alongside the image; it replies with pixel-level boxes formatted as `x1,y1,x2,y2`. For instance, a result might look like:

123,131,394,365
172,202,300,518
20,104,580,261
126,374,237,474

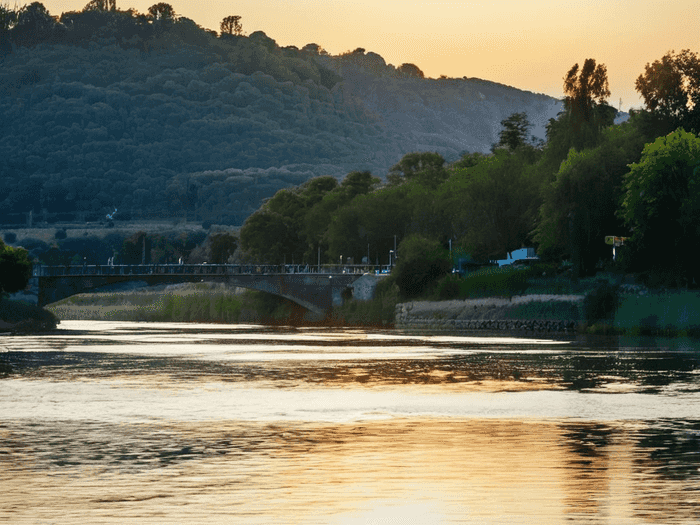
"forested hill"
0,5,561,225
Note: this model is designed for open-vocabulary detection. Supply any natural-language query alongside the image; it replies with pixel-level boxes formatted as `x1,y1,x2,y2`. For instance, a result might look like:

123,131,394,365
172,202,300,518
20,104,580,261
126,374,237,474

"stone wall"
395,295,585,333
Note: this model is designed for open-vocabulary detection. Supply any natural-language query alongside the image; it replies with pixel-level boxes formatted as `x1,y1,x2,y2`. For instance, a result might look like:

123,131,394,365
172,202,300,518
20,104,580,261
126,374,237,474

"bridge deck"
33,263,389,278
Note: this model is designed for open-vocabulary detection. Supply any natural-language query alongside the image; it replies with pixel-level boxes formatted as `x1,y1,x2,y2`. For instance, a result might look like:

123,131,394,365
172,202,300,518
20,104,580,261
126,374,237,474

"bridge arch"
34,264,375,316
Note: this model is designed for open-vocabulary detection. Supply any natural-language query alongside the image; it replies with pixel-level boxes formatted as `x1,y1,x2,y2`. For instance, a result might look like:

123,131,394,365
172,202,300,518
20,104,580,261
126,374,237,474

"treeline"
11,227,241,267
239,54,700,289
0,0,561,227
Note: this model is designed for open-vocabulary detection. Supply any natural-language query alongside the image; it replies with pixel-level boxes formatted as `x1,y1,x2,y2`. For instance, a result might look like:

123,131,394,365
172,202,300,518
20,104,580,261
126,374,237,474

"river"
1,321,698,524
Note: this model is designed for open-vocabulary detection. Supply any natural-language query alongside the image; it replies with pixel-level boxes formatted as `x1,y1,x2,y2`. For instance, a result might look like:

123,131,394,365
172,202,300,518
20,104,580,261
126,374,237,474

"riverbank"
38,278,700,338
0,298,59,333
394,288,700,337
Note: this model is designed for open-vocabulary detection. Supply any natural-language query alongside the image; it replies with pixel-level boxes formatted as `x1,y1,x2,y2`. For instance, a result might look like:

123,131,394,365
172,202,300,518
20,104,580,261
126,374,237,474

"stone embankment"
395,295,585,333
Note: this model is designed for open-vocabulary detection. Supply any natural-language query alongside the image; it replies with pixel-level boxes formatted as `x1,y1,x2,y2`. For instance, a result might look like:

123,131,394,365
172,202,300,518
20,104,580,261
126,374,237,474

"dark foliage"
583,282,619,322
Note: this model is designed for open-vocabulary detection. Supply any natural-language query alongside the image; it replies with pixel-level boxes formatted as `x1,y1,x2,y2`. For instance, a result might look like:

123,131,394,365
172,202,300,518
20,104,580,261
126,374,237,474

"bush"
54,229,67,240
435,274,462,300
584,281,619,322
3,232,17,244
334,275,399,326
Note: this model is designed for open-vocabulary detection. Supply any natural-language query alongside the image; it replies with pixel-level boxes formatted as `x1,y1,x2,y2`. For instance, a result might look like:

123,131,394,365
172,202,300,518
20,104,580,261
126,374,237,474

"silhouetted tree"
12,2,59,46
0,3,18,32
147,2,175,21
83,0,116,11
636,49,700,132
397,63,424,78
562,59,616,146
564,58,611,121
220,15,242,36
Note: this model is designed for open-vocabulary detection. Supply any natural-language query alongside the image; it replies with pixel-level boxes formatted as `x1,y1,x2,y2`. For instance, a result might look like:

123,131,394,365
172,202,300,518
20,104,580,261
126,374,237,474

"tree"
564,58,611,122
387,152,448,188
494,112,533,151
620,128,700,284
557,58,616,151
449,149,537,261
12,2,59,46
393,234,451,298
0,3,18,32
397,63,424,78
635,49,700,132
220,15,242,36
240,210,299,264
147,2,175,21
339,170,379,199
535,124,645,276
0,240,32,296
208,232,238,264
83,0,116,11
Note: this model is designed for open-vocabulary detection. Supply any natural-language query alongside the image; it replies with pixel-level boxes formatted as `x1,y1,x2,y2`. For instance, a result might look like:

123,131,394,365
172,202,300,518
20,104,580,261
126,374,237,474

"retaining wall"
395,295,585,333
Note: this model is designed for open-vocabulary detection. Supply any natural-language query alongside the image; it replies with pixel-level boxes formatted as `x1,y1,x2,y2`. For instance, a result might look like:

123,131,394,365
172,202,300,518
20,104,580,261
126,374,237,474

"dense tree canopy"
536,123,646,275
620,128,700,284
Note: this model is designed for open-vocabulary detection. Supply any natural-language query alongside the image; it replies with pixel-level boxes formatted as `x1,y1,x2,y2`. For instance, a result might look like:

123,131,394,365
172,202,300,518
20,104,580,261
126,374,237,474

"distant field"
4,221,236,245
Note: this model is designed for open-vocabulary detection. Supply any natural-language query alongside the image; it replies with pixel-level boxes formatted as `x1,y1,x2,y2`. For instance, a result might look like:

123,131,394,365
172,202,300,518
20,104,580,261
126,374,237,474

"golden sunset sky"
42,0,699,111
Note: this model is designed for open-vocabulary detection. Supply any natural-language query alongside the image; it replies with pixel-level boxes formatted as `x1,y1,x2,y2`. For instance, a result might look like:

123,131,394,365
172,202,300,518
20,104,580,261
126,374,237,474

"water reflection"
1,321,699,523
1,418,698,524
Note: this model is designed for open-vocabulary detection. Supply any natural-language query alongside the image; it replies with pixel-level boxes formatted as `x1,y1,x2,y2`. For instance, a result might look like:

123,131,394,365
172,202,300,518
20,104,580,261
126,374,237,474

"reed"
46,284,246,323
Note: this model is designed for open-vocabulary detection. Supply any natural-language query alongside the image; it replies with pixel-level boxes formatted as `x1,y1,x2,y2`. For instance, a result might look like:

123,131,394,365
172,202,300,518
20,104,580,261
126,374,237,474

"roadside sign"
605,236,627,246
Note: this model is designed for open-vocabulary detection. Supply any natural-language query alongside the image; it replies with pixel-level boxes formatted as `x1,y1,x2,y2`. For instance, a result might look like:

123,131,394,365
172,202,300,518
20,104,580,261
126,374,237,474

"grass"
46,283,276,323
614,291,700,336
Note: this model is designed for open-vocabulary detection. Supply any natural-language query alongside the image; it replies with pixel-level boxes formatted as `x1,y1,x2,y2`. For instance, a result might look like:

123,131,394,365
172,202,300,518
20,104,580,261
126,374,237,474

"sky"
41,0,700,111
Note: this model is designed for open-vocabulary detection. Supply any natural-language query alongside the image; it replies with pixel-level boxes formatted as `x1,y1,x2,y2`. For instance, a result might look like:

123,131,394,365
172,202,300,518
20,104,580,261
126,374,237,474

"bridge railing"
33,264,392,277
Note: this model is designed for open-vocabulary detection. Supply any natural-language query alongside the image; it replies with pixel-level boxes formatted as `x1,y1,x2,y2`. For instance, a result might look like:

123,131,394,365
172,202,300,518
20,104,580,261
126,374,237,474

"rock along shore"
395,295,585,333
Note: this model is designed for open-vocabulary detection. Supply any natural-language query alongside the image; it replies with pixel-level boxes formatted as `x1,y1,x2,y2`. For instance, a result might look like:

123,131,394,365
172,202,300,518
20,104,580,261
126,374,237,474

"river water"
1,321,699,524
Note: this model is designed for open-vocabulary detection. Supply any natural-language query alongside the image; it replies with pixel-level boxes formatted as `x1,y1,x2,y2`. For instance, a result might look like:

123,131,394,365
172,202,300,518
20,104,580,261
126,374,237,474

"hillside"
0,8,562,226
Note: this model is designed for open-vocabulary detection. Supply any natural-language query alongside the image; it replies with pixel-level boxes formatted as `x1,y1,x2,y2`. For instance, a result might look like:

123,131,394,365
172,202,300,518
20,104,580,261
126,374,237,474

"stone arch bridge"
34,264,385,316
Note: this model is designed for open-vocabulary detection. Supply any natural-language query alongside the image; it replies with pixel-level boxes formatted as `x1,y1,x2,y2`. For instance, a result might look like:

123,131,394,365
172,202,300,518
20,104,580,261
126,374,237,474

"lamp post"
389,250,394,270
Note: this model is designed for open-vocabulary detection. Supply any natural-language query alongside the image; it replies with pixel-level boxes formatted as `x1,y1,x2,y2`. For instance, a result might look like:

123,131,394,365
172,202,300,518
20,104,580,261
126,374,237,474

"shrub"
54,229,67,240
584,281,619,322
3,232,17,244
334,275,399,326
435,274,462,300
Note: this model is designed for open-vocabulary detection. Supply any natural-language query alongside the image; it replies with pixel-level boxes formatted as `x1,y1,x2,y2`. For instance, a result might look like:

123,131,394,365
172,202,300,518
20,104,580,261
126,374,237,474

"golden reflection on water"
2,418,696,524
